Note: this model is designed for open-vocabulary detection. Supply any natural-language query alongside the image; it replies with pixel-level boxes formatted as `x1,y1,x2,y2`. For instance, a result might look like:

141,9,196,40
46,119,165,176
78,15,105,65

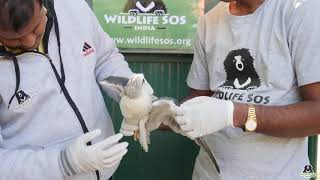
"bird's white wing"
99,76,129,102
146,98,182,133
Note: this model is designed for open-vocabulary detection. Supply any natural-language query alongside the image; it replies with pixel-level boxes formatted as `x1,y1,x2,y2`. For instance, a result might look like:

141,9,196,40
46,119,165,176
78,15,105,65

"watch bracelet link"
247,104,256,120
242,104,257,132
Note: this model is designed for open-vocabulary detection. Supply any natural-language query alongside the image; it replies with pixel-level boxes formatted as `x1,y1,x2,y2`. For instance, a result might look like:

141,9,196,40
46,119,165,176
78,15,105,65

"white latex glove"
173,96,234,139
59,129,128,176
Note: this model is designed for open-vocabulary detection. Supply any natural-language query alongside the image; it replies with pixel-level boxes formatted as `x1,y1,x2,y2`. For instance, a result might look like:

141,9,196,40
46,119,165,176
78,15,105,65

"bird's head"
124,74,145,98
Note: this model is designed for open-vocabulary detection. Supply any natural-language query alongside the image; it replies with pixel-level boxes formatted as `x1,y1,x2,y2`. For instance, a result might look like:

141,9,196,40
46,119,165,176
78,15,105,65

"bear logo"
220,48,261,91
303,165,315,174
124,0,167,15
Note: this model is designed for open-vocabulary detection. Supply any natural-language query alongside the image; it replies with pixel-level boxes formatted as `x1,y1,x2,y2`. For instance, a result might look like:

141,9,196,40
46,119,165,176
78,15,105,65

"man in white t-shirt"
172,0,320,179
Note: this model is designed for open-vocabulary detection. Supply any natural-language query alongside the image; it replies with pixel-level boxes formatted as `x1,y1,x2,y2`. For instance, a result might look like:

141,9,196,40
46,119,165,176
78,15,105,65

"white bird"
100,76,220,173
99,74,154,152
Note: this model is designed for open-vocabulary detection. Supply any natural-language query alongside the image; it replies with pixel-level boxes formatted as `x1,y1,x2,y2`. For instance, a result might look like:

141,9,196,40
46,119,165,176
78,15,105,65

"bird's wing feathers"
146,97,181,133
99,76,130,97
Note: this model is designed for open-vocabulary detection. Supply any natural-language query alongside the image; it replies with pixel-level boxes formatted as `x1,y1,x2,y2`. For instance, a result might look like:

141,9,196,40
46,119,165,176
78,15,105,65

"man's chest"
204,19,299,105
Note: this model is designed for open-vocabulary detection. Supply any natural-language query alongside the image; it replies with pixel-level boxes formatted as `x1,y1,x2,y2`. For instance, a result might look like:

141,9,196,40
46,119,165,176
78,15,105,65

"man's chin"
24,47,36,51
22,45,39,51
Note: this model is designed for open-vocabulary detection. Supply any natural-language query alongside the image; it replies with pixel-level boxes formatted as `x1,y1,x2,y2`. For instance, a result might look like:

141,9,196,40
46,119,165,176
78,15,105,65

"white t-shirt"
187,0,320,179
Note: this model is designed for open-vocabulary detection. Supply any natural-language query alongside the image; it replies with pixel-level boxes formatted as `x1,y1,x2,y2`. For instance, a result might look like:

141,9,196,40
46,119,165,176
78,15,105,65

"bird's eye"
143,79,145,83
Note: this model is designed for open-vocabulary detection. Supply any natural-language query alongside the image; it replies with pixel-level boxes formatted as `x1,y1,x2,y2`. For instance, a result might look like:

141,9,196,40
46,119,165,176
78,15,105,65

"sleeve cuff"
186,78,210,90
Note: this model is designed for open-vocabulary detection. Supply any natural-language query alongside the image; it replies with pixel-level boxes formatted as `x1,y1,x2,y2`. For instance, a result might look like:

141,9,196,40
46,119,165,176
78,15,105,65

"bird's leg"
134,130,139,141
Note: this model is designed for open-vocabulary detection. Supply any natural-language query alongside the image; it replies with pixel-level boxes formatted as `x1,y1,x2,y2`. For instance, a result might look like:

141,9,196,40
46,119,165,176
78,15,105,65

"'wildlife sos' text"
104,14,187,26
214,90,271,105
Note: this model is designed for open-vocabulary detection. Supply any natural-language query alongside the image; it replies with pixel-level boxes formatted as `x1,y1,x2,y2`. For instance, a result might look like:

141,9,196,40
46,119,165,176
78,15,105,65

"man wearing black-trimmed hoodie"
0,0,149,180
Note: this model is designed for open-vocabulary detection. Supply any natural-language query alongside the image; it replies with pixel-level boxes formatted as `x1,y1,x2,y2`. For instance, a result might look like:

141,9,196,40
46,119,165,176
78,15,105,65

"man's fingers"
174,116,188,125
103,158,122,169
96,133,124,149
102,149,128,165
170,106,185,116
101,142,129,157
79,129,102,144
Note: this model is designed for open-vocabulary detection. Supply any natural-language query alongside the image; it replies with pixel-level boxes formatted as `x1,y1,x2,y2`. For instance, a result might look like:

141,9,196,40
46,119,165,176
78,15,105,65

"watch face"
245,120,257,131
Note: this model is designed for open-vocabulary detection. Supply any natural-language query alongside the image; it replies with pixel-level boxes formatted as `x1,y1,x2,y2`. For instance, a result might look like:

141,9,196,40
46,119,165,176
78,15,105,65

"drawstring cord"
8,56,20,108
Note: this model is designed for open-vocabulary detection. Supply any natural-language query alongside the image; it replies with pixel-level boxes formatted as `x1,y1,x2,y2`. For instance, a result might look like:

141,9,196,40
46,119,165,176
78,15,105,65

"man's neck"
229,0,265,16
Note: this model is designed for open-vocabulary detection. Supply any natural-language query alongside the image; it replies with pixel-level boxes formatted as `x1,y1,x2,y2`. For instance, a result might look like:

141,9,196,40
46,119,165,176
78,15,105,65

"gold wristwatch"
244,105,257,132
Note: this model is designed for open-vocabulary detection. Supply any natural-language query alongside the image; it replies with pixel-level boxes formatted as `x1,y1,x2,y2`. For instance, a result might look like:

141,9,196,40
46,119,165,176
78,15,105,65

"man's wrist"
59,149,78,177
233,103,248,128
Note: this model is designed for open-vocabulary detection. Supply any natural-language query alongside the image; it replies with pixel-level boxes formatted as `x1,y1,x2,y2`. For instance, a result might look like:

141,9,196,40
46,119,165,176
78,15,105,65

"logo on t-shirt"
124,0,167,15
220,48,261,91
12,90,34,112
15,90,30,105
303,165,315,173
300,165,317,178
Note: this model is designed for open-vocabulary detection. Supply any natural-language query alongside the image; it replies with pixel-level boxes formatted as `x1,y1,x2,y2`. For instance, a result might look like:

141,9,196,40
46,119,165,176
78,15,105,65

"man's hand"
172,96,234,139
59,130,128,176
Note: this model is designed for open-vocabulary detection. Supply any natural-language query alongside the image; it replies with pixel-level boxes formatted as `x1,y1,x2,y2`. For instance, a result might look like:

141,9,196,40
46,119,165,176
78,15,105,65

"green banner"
93,0,204,53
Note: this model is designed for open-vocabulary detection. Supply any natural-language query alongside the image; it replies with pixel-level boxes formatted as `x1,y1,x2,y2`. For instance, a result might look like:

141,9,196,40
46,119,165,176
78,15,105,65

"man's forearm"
234,101,320,137
181,89,214,103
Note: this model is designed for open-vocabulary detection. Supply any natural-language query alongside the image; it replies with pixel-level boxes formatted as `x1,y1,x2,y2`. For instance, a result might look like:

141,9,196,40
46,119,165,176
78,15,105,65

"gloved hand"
172,96,234,139
59,129,128,176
